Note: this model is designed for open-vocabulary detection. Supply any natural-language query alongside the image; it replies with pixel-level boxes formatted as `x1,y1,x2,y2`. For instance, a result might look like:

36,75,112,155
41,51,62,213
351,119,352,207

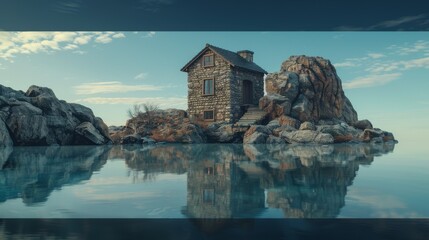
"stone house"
181,44,267,123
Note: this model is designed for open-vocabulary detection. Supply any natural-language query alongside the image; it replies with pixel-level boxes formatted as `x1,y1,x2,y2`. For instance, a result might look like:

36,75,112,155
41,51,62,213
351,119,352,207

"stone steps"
235,107,268,127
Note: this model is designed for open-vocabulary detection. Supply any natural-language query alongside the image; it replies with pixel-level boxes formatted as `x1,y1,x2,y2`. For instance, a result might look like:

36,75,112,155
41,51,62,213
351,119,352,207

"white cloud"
75,96,187,109
369,14,427,29
134,72,148,80
367,56,429,73
343,73,401,89
367,53,385,59
0,32,126,62
74,81,164,95
142,32,156,38
53,32,78,42
64,44,78,50
95,34,113,44
112,33,125,39
389,40,429,55
334,14,428,30
334,61,358,68
73,34,92,45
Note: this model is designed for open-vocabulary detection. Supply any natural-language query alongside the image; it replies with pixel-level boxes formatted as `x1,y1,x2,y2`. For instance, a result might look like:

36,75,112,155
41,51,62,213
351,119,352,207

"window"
203,189,215,204
204,167,214,175
203,110,214,121
202,54,214,67
203,79,214,95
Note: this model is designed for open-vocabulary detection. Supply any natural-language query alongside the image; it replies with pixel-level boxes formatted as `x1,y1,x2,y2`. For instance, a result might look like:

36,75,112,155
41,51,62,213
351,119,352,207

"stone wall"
230,68,264,121
187,50,233,123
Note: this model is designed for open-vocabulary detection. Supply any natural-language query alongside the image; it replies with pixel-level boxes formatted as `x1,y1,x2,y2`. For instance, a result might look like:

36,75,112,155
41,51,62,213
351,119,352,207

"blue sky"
0,32,428,148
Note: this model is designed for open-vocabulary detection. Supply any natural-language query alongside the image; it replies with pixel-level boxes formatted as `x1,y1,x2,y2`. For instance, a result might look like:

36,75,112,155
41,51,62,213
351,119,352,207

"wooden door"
242,80,253,105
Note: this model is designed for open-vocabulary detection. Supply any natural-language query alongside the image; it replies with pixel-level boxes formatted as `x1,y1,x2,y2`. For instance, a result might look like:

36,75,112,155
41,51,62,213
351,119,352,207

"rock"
353,119,373,130
370,137,384,144
244,132,269,144
265,71,299,98
317,124,360,143
75,122,107,145
299,121,316,131
110,126,134,144
361,129,383,142
151,123,206,143
266,135,285,144
281,130,334,144
0,120,13,147
272,125,296,137
266,120,281,131
142,137,156,144
243,125,270,144
6,102,48,145
277,115,300,129
291,94,313,121
25,85,57,98
266,56,358,124
206,122,238,143
382,131,396,142
121,134,143,144
70,103,95,124
0,84,111,146
259,94,292,120
94,117,111,141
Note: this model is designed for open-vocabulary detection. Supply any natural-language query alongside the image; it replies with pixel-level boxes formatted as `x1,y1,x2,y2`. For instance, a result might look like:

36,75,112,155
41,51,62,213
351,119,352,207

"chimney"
237,50,254,62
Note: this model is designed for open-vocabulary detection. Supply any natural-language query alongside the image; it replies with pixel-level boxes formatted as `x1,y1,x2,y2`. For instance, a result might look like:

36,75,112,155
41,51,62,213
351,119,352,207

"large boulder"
317,123,361,143
353,119,373,130
6,101,48,145
262,56,358,125
206,122,240,143
0,120,13,147
243,125,271,144
281,130,334,144
259,94,291,120
277,115,300,129
75,122,108,145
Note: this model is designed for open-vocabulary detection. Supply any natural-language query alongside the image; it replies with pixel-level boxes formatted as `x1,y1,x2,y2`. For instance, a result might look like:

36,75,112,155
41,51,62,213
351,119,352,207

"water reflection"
119,143,395,218
0,146,111,205
0,142,395,217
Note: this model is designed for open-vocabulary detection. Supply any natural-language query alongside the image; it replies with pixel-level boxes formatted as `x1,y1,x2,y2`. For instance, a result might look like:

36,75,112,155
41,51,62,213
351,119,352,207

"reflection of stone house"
181,44,267,123
184,158,265,218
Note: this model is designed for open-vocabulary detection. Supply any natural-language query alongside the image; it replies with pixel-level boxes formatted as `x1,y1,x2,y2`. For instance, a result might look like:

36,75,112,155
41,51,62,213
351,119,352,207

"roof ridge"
181,44,267,74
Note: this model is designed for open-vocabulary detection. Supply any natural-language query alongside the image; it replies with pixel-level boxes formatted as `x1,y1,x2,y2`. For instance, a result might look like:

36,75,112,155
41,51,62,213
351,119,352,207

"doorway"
242,80,253,105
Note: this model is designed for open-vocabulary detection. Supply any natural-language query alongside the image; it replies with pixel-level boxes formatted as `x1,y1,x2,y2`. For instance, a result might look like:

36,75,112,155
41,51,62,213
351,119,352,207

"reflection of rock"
0,143,396,218
239,143,395,217
0,146,110,205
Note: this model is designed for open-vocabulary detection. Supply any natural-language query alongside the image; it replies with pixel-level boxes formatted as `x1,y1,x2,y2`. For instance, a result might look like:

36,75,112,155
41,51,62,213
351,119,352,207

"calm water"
1,142,427,219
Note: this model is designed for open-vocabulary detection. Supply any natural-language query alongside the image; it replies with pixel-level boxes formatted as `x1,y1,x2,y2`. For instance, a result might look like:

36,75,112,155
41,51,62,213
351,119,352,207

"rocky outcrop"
111,109,206,144
260,55,357,124
0,84,111,146
246,55,396,145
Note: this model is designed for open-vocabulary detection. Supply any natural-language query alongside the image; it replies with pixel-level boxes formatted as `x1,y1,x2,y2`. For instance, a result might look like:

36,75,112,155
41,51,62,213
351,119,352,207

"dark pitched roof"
181,44,268,74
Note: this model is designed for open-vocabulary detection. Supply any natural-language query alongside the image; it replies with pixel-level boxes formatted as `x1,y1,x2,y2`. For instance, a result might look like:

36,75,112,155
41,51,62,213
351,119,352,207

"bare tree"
127,103,159,126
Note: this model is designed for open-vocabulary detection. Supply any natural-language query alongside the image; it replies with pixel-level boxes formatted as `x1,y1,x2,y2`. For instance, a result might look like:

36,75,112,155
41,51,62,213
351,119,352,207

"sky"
0,32,428,148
